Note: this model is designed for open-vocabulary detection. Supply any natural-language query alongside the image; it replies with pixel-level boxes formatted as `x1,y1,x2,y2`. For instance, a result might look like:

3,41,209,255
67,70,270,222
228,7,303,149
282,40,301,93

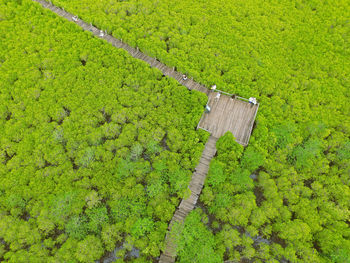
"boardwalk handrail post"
245,103,259,145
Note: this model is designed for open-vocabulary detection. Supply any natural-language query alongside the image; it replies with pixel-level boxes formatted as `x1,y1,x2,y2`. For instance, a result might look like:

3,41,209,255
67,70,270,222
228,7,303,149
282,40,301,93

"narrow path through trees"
31,1,257,261
33,0,210,96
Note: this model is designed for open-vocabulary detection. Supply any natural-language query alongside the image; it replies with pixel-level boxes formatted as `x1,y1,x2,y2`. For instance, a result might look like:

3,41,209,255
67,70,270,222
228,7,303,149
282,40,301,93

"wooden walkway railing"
159,136,217,263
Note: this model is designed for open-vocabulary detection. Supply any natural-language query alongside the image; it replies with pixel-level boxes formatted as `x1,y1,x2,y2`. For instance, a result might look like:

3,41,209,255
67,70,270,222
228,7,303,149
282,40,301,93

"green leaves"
207,159,225,187
76,147,95,168
50,191,85,225
168,167,190,196
177,209,222,263
86,206,109,234
131,217,154,239
75,235,104,263
66,215,88,240
289,138,323,171
271,122,298,149
0,1,209,261
329,248,350,263
216,131,244,158
274,219,312,243
2,0,350,262
241,147,265,171
337,141,350,162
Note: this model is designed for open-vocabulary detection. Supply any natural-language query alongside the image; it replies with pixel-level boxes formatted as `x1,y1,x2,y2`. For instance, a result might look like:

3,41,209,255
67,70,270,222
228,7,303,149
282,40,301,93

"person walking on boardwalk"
249,97,257,107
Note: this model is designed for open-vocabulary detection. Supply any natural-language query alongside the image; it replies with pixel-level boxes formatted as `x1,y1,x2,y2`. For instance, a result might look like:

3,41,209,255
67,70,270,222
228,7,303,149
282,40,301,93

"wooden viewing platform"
198,93,259,146
31,1,259,262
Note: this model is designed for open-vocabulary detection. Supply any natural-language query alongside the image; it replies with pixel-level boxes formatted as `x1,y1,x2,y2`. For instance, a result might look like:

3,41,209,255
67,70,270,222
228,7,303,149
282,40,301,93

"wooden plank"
198,95,257,146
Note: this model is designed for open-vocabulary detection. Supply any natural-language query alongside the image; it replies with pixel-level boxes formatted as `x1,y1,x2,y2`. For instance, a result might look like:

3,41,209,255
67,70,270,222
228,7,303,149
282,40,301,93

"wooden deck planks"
198,93,258,146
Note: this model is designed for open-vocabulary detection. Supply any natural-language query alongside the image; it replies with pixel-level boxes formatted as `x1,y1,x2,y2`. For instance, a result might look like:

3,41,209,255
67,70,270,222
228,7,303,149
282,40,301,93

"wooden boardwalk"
33,0,209,96
33,0,258,147
198,92,259,146
159,136,217,263
31,1,259,262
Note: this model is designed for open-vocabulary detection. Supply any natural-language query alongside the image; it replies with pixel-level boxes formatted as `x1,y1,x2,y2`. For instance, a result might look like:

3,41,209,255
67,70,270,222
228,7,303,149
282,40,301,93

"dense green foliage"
52,0,349,99
176,209,220,263
47,0,350,261
0,1,209,262
175,132,350,262
1,0,350,262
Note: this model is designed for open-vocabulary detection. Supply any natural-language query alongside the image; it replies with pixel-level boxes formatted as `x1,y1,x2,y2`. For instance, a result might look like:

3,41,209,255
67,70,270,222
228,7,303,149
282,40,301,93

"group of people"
212,84,237,100
181,77,258,107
